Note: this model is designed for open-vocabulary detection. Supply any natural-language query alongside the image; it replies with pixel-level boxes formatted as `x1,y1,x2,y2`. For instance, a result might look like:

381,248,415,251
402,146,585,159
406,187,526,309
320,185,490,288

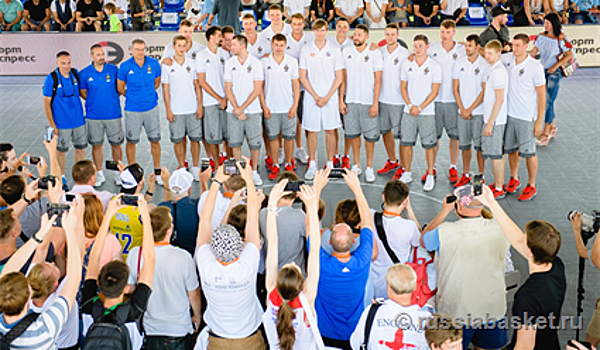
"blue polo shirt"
117,57,161,112
79,63,122,120
42,69,85,130
158,197,199,257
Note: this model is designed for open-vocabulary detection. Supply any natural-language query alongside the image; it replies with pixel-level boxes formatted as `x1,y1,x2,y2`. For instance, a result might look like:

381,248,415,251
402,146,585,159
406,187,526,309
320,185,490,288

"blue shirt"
117,57,161,112
315,227,374,340
535,35,571,69
422,228,440,253
201,0,217,27
570,0,595,11
79,63,122,120
42,69,85,129
158,197,199,257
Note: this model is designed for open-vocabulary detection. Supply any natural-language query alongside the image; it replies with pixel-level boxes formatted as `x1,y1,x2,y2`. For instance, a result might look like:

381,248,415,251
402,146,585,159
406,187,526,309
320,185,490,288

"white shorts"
301,92,342,132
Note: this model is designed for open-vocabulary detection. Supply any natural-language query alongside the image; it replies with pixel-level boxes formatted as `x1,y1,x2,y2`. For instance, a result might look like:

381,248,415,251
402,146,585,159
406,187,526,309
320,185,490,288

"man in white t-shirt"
50,0,76,31
197,26,230,171
197,174,246,229
161,20,206,64
224,35,265,186
482,40,508,199
452,34,488,188
399,34,442,192
439,0,469,25
299,19,344,180
261,4,292,42
127,207,201,349
377,23,410,181
364,0,388,28
284,0,309,19
428,19,466,186
196,160,265,348
340,24,382,183
335,0,364,26
350,264,431,350
501,33,546,202
370,180,421,299
260,34,300,180
242,13,270,59
162,35,203,177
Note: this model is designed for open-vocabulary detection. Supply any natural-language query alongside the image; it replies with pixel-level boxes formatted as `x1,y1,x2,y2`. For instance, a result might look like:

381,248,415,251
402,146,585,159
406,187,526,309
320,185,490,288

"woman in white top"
263,177,323,350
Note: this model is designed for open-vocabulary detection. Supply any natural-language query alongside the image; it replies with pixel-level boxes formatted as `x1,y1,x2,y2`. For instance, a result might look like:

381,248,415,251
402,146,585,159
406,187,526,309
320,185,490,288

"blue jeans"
544,69,563,124
144,334,193,350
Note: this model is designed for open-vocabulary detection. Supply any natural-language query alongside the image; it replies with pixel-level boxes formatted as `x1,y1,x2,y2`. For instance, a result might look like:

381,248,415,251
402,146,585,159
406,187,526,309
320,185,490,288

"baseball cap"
120,163,144,193
169,168,193,196
210,224,244,263
491,4,510,17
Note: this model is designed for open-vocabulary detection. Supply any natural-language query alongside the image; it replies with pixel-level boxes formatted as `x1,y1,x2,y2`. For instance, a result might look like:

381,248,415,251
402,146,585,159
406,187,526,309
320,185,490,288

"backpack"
50,68,80,108
374,212,436,307
0,312,40,350
83,301,132,350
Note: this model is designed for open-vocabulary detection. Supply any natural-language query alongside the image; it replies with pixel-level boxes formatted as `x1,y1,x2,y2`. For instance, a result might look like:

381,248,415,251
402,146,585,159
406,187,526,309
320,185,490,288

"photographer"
420,187,510,349
571,213,600,347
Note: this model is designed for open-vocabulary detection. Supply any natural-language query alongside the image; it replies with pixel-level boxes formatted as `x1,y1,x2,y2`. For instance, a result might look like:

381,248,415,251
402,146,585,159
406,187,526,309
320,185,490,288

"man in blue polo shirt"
315,169,374,350
117,38,163,185
42,51,86,184
79,44,124,188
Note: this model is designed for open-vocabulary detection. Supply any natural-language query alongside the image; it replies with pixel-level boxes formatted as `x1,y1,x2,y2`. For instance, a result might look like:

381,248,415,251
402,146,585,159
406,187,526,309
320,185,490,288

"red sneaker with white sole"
449,167,459,183
454,174,471,187
392,167,405,180
377,160,399,175
219,154,227,165
505,177,521,194
421,168,437,183
333,155,341,168
268,165,280,181
489,184,506,199
518,185,537,201
265,155,274,171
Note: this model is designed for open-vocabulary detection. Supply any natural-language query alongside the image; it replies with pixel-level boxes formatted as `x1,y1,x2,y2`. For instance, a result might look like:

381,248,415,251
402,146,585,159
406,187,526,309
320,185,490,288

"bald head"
331,223,354,253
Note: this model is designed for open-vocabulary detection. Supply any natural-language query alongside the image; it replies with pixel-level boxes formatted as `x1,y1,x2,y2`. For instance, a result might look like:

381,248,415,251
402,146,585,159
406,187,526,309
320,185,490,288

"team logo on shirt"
460,67,465,72
106,74,110,82
310,53,316,57
424,67,430,75
364,55,370,62
247,65,253,73
170,69,176,73
192,52,197,59
232,67,237,71
147,66,152,74
283,64,289,72
186,66,191,73
518,68,525,76
326,52,331,57
128,70,134,75
393,58,399,65
408,67,413,72
89,77,94,82
287,46,291,50
347,55,352,59
206,58,211,64
452,53,458,60
432,53,438,57
258,46,263,54
267,66,272,70
220,57,225,65
474,67,480,75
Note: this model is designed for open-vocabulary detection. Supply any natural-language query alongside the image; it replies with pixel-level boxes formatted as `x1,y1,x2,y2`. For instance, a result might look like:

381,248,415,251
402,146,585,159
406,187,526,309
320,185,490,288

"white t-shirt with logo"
299,40,344,97
196,47,229,106
483,60,508,125
350,301,432,350
285,31,315,60
223,54,265,114
428,41,466,102
196,243,263,338
400,57,442,115
162,57,198,115
262,54,299,113
379,45,410,105
370,210,421,300
502,54,546,122
261,22,293,42
452,55,489,116
335,0,364,17
162,41,206,62
343,46,383,105
247,34,271,59
327,36,353,52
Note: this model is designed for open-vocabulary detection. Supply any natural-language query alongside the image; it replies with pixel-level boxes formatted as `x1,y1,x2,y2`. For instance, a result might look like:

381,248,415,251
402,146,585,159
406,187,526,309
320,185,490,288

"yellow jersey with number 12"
110,206,143,261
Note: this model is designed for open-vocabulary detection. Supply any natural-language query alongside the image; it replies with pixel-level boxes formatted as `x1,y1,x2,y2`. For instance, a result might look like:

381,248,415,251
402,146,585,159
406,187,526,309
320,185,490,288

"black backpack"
50,68,80,108
83,302,132,350
0,312,40,350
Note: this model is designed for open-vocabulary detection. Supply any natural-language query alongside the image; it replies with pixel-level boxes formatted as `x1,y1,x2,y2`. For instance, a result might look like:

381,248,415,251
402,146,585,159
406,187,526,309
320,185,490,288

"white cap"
169,169,194,196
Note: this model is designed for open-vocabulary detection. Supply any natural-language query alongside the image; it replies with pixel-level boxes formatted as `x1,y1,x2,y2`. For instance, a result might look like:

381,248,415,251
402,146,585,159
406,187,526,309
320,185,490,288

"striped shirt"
0,297,69,350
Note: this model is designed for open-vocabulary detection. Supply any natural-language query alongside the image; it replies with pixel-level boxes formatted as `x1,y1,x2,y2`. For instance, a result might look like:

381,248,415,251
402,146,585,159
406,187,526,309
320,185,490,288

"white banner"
0,25,598,76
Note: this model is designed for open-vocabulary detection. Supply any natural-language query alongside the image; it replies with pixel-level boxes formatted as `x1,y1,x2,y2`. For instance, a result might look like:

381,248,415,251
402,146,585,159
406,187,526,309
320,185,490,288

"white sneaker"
252,170,263,186
365,167,375,183
295,147,309,165
423,175,435,191
156,175,164,186
114,175,121,186
94,171,106,188
351,164,362,176
304,160,317,180
278,148,285,164
399,172,413,184
191,166,200,182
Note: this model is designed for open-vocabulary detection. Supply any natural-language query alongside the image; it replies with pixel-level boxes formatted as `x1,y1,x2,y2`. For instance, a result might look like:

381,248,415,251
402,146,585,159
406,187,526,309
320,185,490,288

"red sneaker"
341,155,351,169
219,153,227,166
333,155,341,168
518,185,537,201
392,166,405,180
377,160,399,175
209,158,216,173
265,155,274,171
449,167,459,183
505,177,521,194
491,186,506,199
284,163,296,173
421,168,437,183
184,159,189,169
268,165,280,181
454,174,471,187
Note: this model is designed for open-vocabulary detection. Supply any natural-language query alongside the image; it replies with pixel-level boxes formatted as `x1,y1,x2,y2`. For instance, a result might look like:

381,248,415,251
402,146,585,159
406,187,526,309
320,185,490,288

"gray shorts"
379,103,403,139
400,113,437,149
124,106,161,143
227,112,262,150
457,114,483,151
264,113,296,141
343,103,380,142
481,123,506,159
203,105,227,144
87,118,124,147
503,116,536,158
57,124,87,152
434,102,459,140
169,113,203,143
